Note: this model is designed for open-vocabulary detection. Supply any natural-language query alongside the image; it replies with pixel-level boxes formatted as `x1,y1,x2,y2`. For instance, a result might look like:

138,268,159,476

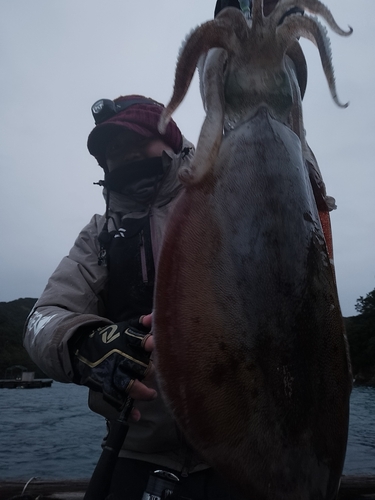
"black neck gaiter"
104,157,165,205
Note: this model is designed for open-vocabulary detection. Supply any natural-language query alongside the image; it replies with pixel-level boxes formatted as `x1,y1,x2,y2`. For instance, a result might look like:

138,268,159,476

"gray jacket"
23,141,208,473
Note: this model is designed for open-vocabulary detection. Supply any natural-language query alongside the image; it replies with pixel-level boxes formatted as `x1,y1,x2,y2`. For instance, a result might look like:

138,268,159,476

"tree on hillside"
355,288,375,316
0,298,44,377
346,287,375,383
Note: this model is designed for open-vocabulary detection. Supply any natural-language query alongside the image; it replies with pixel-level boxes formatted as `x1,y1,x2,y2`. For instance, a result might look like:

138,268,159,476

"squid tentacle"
277,14,348,108
158,22,223,134
159,10,247,135
271,0,352,36
158,21,221,135
179,48,228,185
251,0,265,26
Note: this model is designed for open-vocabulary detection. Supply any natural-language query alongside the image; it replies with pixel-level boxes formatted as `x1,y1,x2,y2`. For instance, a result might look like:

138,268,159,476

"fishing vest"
99,215,155,324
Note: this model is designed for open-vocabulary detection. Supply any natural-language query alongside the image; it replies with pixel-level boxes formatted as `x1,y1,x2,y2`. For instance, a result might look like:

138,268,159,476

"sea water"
0,383,374,480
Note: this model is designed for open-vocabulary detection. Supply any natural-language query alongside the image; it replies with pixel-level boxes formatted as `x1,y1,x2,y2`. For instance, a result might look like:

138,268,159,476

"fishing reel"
142,470,180,500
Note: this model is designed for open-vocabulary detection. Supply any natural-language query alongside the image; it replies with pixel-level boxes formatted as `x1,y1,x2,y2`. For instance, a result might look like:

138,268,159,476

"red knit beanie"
87,95,183,169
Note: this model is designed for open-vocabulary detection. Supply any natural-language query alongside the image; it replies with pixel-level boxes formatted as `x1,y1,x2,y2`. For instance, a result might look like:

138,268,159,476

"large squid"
153,1,353,499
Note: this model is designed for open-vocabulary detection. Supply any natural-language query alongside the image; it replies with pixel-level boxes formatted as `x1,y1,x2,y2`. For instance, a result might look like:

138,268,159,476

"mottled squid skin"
154,1,352,499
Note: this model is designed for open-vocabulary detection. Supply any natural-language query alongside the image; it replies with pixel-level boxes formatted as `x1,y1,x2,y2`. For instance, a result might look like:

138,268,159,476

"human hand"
72,314,156,415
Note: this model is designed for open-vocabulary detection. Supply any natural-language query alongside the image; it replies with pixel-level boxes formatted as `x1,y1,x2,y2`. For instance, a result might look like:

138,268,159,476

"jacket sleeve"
23,214,112,382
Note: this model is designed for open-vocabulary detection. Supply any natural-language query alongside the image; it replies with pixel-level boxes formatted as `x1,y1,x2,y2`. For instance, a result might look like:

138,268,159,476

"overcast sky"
0,0,373,317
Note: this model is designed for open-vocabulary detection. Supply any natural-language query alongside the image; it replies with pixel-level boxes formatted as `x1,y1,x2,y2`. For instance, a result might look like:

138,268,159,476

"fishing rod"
83,396,133,500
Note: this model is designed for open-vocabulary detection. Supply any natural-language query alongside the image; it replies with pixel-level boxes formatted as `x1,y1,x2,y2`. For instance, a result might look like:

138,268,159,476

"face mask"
104,157,165,205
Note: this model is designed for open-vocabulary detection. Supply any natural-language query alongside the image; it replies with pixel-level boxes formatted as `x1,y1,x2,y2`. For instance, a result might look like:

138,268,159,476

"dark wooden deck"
0,475,374,499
